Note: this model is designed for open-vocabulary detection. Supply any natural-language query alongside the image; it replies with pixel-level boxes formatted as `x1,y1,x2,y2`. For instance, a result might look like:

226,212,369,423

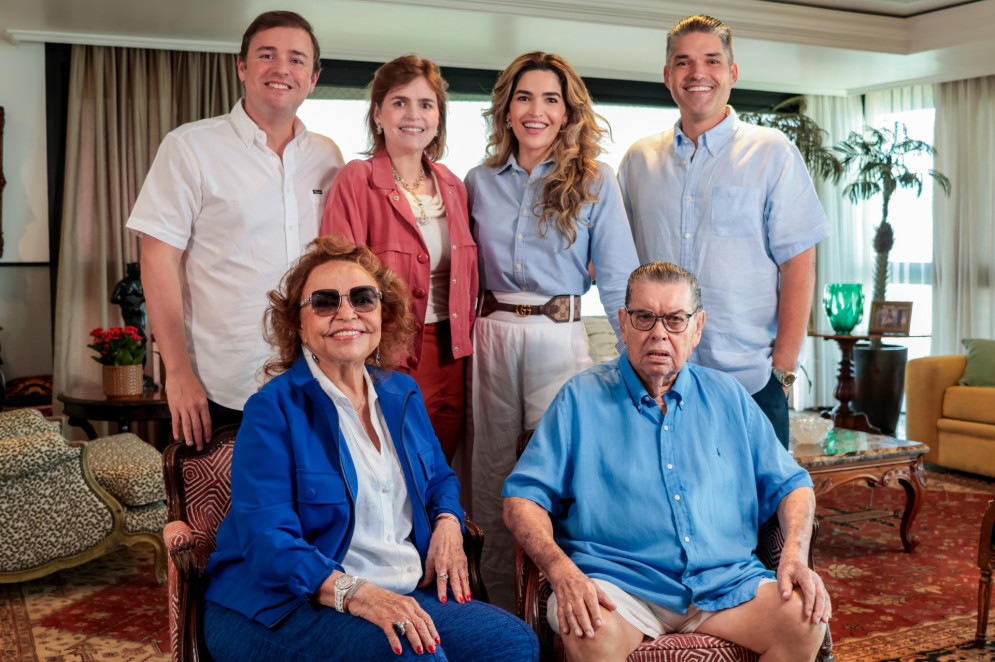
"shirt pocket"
710,186,762,237
416,447,436,483
295,471,348,533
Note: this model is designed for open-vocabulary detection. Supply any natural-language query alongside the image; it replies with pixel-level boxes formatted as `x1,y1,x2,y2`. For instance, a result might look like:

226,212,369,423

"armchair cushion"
0,446,115,573
88,433,166,506
0,407,60,441
960,338,995,387
0,430,79,480
945,386,995,426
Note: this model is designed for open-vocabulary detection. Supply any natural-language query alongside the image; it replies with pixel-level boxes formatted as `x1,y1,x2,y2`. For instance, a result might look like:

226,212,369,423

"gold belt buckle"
515,304,532,317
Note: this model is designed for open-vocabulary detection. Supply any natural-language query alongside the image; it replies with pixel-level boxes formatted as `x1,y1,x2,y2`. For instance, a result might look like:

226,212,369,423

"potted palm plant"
835,122,951,433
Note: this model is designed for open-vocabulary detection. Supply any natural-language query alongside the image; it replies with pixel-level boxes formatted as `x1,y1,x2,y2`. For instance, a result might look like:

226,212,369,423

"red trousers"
400,321,466,462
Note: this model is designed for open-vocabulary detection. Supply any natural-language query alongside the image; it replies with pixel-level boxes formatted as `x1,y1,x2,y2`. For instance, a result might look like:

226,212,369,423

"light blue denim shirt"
466,155,639,340
503,352,813,614
618,109,830,393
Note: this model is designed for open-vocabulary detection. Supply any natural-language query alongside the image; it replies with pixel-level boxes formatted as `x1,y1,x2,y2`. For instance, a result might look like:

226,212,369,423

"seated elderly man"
503,262,830,662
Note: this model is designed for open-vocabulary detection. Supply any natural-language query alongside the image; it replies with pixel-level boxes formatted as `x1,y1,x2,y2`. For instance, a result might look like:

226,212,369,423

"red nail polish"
458,597,464,603
435,636,441,645
428,645,436,653
394,646,402,655
416,645,423,654
467,592,472,601
441,596,446,604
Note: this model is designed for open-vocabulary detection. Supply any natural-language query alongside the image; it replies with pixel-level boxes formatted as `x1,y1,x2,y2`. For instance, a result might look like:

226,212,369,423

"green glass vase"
823,283,864,334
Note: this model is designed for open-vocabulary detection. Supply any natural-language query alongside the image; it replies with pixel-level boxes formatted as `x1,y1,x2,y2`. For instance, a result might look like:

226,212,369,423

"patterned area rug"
3,470,995,661
0,543,168,662
819,469,995,661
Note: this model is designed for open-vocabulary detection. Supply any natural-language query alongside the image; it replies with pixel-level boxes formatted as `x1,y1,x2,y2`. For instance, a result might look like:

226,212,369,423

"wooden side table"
809,333,880,433
57,385,170,442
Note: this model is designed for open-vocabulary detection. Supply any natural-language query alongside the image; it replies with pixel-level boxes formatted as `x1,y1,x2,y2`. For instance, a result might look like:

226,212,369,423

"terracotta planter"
102,364,143,397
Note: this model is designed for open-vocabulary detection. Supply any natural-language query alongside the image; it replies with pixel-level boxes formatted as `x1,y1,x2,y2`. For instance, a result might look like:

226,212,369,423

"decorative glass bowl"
789,415,833,456
823,283,864,334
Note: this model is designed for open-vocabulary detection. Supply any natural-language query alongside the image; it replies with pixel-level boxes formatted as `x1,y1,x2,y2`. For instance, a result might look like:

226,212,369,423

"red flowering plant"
87,326,146,366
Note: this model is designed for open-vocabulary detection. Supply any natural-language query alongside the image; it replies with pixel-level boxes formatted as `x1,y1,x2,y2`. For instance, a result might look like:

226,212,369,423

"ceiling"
2,0,994,96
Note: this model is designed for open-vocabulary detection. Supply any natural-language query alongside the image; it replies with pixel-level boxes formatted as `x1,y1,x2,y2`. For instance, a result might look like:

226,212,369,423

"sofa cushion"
0,408,60,441
87,433,165,506
943,386,995,426
0,431,79,481
960,338,995,387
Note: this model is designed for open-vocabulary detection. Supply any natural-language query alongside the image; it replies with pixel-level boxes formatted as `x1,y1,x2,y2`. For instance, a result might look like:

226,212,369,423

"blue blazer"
204,356,464,626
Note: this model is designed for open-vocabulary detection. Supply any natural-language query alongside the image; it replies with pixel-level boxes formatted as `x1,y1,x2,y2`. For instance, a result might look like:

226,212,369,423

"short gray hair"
666,15,734,67
625,262,703,311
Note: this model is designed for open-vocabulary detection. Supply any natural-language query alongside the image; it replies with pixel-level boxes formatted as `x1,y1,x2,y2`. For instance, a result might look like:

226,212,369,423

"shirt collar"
303,351,379,411
618,349,688,413
674,106,738,156
229,98,308,149
493,152,555,176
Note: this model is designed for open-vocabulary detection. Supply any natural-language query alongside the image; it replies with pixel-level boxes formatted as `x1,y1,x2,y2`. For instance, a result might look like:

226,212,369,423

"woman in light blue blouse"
463,51,639,610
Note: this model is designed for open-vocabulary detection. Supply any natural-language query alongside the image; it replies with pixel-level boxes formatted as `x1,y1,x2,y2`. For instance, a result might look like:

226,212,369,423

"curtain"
932,75,995,352
52,46,239,419
795,94,867,410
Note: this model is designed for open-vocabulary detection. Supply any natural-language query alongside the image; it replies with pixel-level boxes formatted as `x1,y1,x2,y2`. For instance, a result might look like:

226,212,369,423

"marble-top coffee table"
791,428,929,553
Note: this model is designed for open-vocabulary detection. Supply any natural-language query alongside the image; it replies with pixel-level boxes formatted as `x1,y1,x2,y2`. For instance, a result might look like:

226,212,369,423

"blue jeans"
752,373,790,450
204,588,539,662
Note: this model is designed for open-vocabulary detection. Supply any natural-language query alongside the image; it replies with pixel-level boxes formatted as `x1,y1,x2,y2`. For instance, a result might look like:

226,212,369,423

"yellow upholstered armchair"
906,355,995,478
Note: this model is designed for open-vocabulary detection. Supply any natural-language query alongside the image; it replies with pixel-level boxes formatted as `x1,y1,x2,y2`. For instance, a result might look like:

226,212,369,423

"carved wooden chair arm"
462,515,489,604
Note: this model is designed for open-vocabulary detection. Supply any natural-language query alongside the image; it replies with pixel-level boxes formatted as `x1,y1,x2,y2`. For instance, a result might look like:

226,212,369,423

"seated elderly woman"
203,236,538,661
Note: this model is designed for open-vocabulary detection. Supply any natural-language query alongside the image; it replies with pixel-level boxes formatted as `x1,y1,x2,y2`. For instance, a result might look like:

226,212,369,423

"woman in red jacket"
321,55,477,462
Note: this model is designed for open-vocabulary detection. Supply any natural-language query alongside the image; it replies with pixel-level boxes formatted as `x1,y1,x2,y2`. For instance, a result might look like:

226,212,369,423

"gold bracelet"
434,513,461,528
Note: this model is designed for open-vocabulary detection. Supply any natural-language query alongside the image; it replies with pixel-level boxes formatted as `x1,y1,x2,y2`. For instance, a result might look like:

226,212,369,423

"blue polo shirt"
502,352,813,613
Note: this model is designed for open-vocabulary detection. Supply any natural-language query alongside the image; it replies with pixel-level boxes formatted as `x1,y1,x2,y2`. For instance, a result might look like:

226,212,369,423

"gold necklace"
392,166,430,226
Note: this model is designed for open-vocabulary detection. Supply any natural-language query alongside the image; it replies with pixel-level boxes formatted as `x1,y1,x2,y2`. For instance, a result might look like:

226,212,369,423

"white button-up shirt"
127,100,344,408
304,353,422,594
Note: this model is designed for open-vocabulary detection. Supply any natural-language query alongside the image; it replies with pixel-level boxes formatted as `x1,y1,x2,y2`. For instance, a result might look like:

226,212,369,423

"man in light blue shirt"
618,15,830,448
504,262,829,661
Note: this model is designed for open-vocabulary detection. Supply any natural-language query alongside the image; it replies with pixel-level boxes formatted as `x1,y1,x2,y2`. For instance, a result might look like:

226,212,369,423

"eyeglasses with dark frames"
625,308,700,333
300,286,382,317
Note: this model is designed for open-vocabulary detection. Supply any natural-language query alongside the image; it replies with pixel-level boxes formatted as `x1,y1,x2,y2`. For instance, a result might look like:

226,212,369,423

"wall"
0,41,52,383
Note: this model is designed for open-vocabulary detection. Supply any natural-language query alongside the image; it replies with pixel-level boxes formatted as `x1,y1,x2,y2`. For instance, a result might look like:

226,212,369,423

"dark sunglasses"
299,286,382,316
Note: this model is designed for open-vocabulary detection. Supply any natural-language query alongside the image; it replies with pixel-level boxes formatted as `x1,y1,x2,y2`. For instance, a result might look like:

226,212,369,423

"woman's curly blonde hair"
261,235,415,379
483,51,609,248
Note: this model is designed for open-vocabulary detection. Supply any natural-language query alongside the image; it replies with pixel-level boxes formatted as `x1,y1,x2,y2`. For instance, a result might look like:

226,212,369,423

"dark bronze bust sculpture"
110,262,147,341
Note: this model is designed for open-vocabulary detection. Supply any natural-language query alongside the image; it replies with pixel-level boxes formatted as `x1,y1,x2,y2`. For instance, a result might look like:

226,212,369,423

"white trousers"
470,291,593,611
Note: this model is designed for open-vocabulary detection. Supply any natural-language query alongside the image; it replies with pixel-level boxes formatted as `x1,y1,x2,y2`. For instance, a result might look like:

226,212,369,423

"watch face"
336,574,355,590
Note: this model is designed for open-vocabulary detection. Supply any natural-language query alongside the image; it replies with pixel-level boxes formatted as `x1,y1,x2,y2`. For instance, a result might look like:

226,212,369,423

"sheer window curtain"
933,75,995,352
52,46,239,423
795,94,867,410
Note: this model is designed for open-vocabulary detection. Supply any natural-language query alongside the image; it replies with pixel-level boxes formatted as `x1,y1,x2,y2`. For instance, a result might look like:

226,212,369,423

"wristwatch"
772,366,797,388
334,574,358,613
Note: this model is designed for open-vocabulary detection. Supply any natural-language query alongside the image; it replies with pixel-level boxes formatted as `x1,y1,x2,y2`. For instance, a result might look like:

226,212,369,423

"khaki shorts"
547,577,776,639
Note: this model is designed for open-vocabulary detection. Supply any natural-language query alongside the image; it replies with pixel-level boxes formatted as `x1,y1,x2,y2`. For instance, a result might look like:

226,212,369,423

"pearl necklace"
392,166,430,226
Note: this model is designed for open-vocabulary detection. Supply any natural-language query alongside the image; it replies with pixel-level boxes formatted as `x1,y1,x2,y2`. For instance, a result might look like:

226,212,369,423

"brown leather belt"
478,290,581,323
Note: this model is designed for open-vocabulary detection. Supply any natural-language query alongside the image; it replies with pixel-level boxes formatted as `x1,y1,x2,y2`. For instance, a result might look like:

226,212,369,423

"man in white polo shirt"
127,11,344,449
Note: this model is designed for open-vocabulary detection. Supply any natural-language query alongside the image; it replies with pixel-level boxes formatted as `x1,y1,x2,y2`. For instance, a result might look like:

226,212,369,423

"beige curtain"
933,75,995,353
795,93,868,410
53,46,240,417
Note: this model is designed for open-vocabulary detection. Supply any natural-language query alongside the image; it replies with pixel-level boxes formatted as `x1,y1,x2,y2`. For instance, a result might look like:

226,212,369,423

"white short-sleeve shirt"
126,100,344,408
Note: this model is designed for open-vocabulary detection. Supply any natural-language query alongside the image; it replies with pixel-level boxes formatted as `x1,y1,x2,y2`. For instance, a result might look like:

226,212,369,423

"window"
865,108,936,363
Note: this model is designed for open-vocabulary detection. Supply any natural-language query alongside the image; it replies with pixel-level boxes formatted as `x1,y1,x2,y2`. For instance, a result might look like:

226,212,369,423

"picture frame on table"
869,300,913,335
